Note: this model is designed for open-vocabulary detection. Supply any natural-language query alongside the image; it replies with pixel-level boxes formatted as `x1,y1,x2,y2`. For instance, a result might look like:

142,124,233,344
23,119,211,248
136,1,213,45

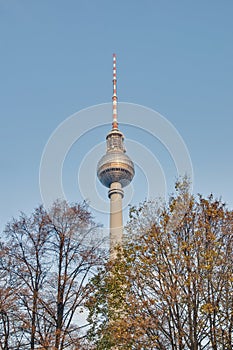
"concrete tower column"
108,182,124,259
97,54,134,259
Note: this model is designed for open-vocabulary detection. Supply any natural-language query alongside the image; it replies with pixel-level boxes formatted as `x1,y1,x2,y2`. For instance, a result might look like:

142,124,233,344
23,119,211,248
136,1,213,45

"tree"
1,200,105,349
87,181,233,349
0,242,18,350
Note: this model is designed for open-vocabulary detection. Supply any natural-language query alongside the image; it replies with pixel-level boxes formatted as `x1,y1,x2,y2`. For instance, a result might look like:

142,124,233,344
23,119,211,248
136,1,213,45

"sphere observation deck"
97,129,135,188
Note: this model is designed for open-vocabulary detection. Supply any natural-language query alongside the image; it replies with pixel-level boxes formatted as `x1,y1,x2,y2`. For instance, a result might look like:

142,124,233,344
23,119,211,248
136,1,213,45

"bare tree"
1,200,105,349
0,242,14,350
42,200,104,350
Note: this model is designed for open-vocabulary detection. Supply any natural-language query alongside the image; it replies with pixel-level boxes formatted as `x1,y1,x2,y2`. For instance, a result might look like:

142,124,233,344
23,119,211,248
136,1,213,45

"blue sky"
1,0,233,230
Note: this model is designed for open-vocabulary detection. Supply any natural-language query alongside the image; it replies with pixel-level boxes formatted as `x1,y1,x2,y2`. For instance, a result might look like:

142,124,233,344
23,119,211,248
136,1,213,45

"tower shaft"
108,182,124,259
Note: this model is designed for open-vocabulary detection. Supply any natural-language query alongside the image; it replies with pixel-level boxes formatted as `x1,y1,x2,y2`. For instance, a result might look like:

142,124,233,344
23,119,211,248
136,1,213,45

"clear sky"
1,0,233,230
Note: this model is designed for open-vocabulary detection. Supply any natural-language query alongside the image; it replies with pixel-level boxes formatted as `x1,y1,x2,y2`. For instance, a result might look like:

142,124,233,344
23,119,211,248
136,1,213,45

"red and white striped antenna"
112,53,118,130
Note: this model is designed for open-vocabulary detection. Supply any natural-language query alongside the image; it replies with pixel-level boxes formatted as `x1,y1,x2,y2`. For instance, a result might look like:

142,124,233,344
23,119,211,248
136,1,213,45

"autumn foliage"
0,183,232,349
87,182,233,349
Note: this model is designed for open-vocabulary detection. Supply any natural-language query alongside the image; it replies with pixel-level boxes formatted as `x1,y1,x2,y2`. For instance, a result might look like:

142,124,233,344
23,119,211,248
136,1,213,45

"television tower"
97,54,135,258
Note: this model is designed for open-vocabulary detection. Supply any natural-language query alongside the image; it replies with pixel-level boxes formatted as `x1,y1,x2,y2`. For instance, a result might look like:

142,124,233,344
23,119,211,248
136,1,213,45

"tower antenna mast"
112,53,118,130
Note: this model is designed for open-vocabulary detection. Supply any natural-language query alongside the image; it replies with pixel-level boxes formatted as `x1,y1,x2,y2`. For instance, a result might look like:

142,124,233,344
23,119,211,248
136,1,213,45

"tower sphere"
97,129,135,188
